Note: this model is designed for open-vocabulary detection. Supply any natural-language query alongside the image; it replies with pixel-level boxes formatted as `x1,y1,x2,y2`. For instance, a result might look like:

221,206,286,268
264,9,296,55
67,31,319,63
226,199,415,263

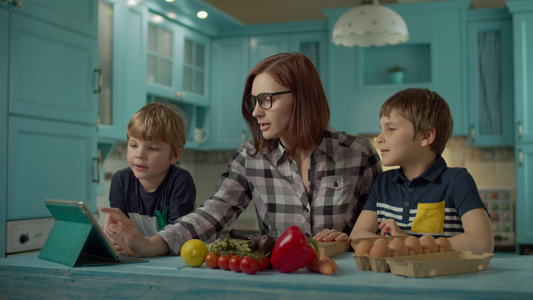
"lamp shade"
332,4,409,47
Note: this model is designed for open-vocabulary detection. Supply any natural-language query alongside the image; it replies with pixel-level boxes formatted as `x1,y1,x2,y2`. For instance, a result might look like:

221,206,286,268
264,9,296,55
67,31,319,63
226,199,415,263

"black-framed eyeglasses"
245,91,292,111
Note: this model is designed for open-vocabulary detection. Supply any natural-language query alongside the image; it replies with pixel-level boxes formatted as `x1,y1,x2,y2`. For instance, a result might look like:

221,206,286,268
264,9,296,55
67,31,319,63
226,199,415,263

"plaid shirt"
158,126,382,254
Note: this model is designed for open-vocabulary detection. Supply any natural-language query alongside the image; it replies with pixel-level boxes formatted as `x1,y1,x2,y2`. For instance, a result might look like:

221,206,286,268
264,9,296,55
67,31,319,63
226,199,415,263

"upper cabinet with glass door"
146,14,174,97
466,8,513,146
97,0,118,140
180,26,211,106
97,0,147,149
146,12,211,106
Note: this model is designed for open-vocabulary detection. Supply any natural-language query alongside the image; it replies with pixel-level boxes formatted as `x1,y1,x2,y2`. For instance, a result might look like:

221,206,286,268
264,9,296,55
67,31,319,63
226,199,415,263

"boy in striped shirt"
352,88,493,254
317,88,494,254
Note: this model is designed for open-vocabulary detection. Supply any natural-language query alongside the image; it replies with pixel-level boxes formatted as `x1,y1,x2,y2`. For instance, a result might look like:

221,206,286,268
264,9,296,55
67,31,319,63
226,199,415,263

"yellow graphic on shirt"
411,201,445,233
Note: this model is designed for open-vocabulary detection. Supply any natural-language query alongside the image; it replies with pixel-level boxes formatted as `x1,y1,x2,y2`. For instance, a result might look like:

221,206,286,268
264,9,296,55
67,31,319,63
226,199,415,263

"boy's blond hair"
127,102,186,156
380,88,453,155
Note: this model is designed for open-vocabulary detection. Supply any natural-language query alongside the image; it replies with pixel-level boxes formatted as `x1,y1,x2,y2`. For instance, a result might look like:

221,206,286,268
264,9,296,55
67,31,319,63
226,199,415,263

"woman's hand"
378,219,407,237
313,229,350,242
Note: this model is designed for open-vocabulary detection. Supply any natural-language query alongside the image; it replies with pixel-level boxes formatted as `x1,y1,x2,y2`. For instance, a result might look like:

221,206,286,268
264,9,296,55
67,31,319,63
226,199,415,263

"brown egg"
404,236,424,255
388,238,408,256
355,239,373,256
369,238,392,258
435,237,453,252
419,235,439,253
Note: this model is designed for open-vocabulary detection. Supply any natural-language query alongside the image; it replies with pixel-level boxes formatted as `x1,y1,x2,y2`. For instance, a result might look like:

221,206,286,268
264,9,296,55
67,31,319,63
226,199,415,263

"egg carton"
350,237,493,277
352,248,442,273
351,236,411,273
352,251,493,277
353,254,388,272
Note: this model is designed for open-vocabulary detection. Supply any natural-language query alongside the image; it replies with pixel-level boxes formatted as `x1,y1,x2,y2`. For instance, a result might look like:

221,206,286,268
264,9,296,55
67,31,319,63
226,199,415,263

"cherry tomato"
205,252,219,269
259,256,269,271
240,255,260,275
217,254,232,270
229,255,242,272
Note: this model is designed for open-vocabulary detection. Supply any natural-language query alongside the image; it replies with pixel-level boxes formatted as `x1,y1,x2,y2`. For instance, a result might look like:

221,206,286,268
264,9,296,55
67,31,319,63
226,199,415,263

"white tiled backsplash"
98,136,515,234
479,187,514,246
362,135,516,187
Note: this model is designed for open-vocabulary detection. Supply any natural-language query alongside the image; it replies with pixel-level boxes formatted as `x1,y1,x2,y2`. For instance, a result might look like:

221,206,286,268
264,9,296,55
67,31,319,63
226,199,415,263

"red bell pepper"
270,225,320,273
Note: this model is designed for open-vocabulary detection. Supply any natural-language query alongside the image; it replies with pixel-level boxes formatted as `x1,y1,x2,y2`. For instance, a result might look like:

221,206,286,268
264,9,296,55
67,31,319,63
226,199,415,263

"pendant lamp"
332,0,409,47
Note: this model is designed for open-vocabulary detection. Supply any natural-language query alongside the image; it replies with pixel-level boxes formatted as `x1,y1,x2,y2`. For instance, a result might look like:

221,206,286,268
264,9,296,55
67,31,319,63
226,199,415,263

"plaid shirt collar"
268,125,338,166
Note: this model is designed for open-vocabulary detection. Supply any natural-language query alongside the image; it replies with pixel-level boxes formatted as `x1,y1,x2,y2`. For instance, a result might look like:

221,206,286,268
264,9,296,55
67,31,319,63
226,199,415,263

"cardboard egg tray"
351,237,493,277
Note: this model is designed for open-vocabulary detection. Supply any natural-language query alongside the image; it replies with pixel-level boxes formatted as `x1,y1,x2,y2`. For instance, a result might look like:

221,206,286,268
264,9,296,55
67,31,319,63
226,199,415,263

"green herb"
388,65,405,73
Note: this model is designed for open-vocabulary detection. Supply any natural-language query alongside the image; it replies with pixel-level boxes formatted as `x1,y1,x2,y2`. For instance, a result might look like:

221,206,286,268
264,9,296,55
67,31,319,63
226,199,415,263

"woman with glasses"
101,53,382,257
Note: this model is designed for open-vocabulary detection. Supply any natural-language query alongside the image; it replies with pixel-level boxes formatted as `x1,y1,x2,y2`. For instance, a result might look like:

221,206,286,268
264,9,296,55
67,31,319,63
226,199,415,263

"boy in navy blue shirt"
105,102,196,238
315,88,493,254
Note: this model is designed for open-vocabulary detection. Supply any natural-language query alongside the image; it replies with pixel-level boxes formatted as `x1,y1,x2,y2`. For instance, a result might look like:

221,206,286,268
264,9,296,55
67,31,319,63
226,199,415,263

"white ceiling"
201,0,505,25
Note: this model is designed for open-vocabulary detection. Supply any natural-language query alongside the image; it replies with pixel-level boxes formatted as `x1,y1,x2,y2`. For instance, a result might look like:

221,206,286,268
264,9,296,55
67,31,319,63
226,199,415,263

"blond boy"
106,102,196,237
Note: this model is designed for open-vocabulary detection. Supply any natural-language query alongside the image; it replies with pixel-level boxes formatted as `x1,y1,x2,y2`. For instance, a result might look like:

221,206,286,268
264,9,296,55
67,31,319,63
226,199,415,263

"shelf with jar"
147,94,210,150
360,42,432,87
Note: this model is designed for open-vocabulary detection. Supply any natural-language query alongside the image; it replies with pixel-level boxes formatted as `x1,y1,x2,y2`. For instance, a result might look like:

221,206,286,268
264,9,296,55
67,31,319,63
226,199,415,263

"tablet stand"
39,219,118,267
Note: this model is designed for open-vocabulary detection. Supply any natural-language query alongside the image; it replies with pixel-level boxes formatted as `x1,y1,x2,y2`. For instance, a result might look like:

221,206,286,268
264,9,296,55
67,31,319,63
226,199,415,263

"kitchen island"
1,252,532,299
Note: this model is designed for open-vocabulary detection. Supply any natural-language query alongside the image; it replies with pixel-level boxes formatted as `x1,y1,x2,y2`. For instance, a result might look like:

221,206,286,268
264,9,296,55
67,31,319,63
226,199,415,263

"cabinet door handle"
470,125,476,143
518,148,523,167
93,68,102,94
518,121,523,140
92,157,101,183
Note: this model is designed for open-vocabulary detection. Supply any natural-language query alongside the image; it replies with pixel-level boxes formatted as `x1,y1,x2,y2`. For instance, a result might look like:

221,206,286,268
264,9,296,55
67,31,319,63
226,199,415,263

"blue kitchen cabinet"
210,36,250,150
249,31,327,82
324,1,470,136
9,13,98,124
96,1,216,151
4,1,98,221
145,12,179,99
117,4,148,136
509,5,533,144
98,1,147,145
144,10,211,149
507,1,533,252
14,0,97,38
466,9,514,146
178,26,212,148
290,31,329,94
7,116,98,219
97,0,120,141
1,5,8,259
249,34,290,68
180,26,211,107
145,11,211,107
515,145,533,250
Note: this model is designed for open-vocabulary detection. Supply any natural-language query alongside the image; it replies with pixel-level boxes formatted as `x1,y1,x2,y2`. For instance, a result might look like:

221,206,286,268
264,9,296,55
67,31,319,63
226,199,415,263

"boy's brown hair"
380,88,453,155
127,102,186,156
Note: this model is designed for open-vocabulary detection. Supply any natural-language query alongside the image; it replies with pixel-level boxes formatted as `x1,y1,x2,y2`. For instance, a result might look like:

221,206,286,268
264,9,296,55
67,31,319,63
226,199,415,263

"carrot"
305,253,338,275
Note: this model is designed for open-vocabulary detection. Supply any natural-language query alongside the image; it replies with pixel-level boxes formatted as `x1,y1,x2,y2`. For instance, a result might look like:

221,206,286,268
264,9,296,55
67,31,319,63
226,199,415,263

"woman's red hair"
242,53,330,155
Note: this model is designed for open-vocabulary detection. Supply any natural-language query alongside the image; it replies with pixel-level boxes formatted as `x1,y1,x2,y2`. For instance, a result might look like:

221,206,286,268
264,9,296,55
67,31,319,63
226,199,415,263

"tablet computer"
39,199,148,267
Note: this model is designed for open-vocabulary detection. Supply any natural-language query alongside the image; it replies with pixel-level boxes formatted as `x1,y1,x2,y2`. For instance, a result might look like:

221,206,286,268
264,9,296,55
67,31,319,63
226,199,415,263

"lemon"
180,239,208,267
